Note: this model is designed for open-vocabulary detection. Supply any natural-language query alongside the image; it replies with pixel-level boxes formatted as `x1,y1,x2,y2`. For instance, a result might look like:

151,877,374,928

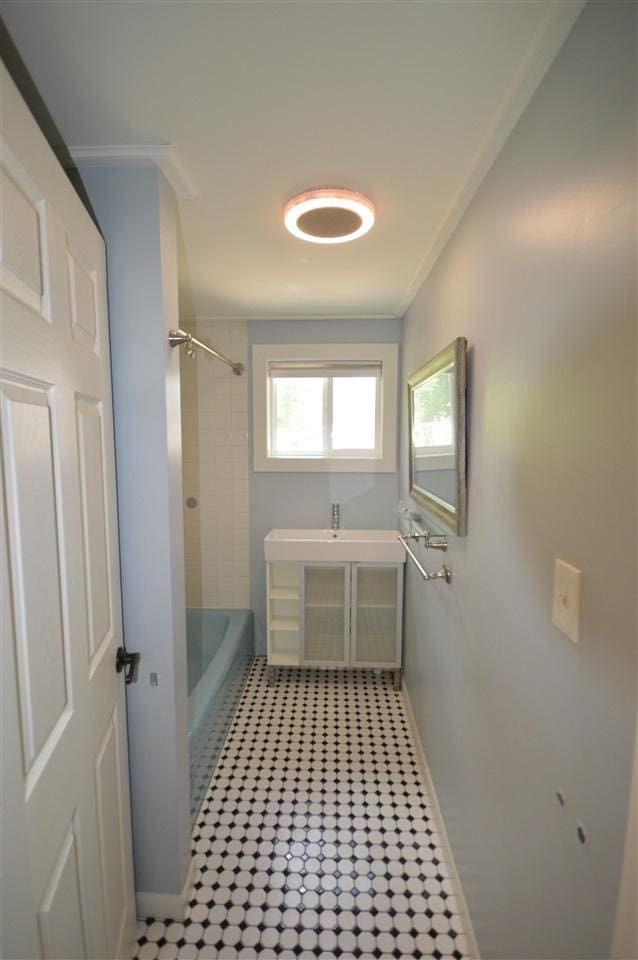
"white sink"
264,528,405,563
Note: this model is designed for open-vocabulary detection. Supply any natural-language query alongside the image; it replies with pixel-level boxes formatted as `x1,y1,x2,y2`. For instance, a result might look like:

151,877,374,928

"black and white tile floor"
134,659,470,960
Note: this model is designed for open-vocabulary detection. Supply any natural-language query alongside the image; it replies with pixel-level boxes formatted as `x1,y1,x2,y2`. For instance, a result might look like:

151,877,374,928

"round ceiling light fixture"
283,187,375,244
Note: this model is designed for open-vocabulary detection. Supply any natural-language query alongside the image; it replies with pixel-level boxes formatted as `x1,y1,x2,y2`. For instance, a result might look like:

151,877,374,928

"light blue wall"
77,166,191,903
399,4,637,958
249,319,402,652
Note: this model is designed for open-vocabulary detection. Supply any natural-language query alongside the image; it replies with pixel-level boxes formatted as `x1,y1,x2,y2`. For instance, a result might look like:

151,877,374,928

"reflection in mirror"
412,361,455,505
408,338,467,535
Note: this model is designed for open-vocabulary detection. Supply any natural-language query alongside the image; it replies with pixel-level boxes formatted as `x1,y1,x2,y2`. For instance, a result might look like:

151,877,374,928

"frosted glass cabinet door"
352,563,402,667
301,564,350,666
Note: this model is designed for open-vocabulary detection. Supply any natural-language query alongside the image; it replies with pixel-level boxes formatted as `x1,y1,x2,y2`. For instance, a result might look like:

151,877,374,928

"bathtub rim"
187,607,254,739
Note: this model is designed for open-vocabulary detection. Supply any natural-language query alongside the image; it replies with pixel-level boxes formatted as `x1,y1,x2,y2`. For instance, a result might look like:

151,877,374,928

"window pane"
331,377,377,451
272,378,324,454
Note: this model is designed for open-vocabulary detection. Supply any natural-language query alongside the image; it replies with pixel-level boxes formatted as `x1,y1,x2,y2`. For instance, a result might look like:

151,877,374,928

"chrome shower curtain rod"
168,328,245,376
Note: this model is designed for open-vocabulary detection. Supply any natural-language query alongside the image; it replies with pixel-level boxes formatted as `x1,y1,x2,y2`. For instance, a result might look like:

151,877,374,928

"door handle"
115,646,141,684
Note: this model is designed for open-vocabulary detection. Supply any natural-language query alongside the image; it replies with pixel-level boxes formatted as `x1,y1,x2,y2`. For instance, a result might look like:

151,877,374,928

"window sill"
253,455,396,473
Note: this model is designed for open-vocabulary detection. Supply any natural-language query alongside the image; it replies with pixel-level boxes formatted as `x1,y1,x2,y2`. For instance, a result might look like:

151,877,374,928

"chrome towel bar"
399,535,452,584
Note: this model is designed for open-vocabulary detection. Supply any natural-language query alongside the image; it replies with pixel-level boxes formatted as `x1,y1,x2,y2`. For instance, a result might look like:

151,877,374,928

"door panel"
0,164,47,317
0,377,71,770
1,465,43,960
0,63,135,960
68,246,98,352
76,396,113,668
38,815,89,960
95,712,128,956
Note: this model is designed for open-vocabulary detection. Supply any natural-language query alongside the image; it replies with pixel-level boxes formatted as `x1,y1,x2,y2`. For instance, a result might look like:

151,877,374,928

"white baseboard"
136,856,198,921
401,679,481,960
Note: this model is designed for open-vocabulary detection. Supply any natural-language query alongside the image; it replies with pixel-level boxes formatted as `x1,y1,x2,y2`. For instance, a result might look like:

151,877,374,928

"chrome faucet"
331,503,340,530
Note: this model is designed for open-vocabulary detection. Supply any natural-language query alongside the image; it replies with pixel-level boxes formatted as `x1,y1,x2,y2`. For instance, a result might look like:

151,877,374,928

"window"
269,362,380,458
252,344,398,472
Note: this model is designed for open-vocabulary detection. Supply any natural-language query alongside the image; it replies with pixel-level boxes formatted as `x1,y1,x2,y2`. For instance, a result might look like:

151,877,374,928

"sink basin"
264,528,405,563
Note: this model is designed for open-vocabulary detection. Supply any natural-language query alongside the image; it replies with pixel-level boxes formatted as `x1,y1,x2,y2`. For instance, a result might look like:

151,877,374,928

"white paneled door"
0,64,136,959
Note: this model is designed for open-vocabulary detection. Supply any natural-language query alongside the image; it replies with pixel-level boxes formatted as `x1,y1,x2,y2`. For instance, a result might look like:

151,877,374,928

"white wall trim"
401,679,481,959
611,712,638,959
136,856,198,922
63,144,199,200
394,0,586,318
180,313,399,323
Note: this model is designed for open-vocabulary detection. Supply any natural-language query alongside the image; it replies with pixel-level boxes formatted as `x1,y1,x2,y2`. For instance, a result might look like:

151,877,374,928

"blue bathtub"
187,608,253,821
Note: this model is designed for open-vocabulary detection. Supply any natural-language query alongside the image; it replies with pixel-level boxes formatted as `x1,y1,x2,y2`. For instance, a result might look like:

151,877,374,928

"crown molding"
179,313,400,323
394,0,586,319
63,144,199,199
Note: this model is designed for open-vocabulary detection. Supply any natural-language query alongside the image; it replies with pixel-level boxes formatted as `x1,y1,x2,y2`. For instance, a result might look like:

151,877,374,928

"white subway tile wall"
181,320,250,608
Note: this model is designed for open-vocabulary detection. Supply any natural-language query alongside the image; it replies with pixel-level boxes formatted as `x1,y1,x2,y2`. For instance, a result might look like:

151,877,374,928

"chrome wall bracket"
399,535,453,584
403,531,448,551
393,504,447,550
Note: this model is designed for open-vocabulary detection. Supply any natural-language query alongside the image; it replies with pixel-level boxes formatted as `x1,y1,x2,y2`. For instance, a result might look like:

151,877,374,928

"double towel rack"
394,505,453,584
168,328,244,376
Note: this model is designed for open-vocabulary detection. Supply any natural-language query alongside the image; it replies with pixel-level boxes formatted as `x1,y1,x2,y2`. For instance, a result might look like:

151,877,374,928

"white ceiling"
2,0,582,321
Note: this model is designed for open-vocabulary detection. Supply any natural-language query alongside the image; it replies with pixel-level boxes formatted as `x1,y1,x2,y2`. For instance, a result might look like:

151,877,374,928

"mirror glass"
408,337,467,535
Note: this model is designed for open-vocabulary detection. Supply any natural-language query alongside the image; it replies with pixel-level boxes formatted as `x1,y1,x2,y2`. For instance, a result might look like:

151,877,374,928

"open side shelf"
269,587,299,600
269,649,300,667
270,617,299,632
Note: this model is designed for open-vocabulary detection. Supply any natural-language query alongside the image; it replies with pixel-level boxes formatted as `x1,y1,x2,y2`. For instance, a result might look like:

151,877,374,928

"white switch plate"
552,559,582,644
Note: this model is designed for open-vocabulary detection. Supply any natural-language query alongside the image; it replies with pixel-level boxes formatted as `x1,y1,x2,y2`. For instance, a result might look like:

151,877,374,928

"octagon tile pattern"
133,659,470,959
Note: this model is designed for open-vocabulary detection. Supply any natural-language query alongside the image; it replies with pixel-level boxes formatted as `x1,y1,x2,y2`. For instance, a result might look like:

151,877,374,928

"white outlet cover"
552,559,583,644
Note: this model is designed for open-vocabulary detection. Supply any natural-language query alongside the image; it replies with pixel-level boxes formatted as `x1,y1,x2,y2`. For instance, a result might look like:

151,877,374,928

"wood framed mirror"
407,337,468,536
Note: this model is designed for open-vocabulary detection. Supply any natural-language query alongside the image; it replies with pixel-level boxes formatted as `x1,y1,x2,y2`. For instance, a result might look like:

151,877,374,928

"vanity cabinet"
266,560,404,685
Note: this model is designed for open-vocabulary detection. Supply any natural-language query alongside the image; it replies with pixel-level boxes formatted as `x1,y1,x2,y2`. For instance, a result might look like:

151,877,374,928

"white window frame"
415,450,455,471
252,343,398,473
